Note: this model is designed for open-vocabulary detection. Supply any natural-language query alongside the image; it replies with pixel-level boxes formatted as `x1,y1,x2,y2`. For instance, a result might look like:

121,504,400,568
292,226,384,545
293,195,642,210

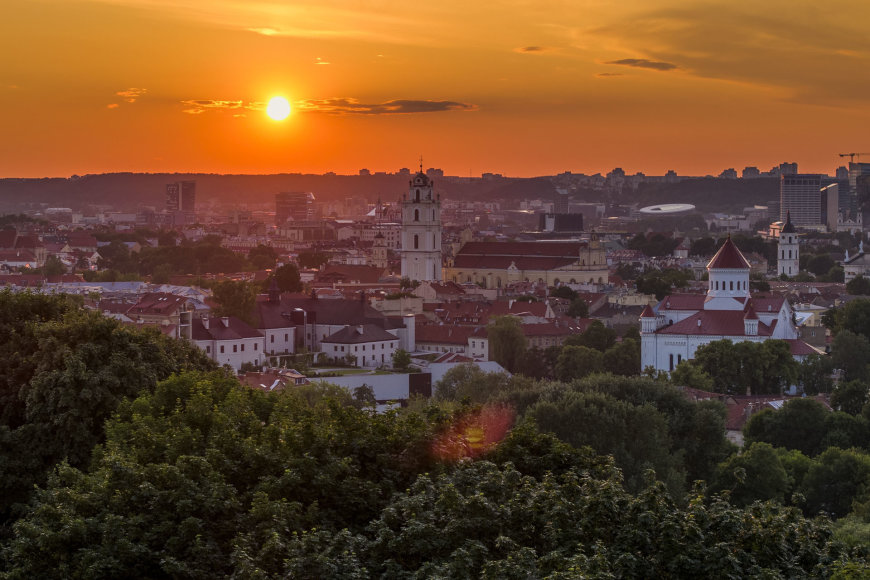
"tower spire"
419,155,423,173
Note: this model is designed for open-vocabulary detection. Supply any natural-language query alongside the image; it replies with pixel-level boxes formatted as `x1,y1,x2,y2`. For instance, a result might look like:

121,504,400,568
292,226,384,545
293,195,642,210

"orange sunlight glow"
431,404,516,462
266,96,291,121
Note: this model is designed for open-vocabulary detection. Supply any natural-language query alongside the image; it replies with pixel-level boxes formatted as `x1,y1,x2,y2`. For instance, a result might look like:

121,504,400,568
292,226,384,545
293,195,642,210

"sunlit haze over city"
3,0,870,177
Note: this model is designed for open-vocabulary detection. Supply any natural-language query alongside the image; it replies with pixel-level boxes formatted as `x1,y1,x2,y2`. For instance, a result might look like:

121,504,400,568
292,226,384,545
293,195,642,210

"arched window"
715,281,719,290
415,189,420,202
730,281,734,290
414,209,419,221
414,234,419,249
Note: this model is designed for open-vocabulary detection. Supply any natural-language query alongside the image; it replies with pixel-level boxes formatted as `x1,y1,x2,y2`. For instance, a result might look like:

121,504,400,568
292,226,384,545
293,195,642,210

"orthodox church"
640,236,817,372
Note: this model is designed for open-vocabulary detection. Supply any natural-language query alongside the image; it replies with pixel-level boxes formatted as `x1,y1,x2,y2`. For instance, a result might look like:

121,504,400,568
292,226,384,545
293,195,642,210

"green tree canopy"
486,315,526,373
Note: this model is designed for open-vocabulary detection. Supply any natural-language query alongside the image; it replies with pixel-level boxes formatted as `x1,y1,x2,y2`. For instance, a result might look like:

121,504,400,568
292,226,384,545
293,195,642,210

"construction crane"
839,152,870,163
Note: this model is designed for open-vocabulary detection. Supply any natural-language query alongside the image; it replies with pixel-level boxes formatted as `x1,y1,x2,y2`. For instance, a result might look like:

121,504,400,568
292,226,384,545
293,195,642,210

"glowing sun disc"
266,96,291,120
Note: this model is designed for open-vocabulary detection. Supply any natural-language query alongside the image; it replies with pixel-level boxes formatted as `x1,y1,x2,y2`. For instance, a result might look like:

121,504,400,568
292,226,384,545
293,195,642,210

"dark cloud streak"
605,58,678,71
296,98,477,115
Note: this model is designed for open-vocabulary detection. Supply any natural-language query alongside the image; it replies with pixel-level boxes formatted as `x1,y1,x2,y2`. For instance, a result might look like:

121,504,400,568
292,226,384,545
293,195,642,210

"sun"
266,96,291,121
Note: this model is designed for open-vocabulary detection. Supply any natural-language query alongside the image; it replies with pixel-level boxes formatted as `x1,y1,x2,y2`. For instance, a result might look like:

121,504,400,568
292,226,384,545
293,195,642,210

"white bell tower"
778,211,799,277
401,163,442,281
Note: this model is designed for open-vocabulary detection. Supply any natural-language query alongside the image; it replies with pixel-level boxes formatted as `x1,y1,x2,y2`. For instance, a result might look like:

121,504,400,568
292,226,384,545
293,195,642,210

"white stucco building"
192,316,265,371
641,236,815,372
321,324,400,367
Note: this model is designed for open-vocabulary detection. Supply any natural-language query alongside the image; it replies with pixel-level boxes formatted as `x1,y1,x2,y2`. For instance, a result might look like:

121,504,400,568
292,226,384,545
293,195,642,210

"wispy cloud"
315,57,330,65
116,87,147,102
596,72,624,77
180,99,265,114
107,87,147,109
515,46,553,54
295,98,478,115
605,58,678,71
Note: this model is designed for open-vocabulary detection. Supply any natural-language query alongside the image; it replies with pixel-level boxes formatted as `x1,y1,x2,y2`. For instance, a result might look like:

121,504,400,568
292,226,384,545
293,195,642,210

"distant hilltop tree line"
0,291,866,576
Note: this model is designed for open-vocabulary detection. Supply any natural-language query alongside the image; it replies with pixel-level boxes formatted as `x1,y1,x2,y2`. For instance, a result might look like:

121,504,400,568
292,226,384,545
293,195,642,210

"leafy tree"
710,442,789,507
602,338,640,376
847,275,870,296
670,360,714,391
565,319,616,352
392,348,411,371
271,263,302,293
433,363,513,403
831,380,870,416
566,296,589,318
549,286,577,300
636,268,693,300
247,244,278,270
799,354,834,395
693,339,743,394
841,298,870,340
151,263,172,284
487,316,526,373
689,236,716,257
555,345,603,381
744,398,829,456
42,255,66,277
298,251,330,269
3,374,439,577
0,296,216,523
802,447,870,518
831,330,870,382
820,411,869,451
807,254,836,276
211,280,257,325
363,460,851,578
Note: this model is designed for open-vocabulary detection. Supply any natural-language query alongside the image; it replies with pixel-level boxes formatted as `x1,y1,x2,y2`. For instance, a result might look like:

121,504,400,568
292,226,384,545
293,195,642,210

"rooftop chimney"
202,317,210,330
222,317,230,327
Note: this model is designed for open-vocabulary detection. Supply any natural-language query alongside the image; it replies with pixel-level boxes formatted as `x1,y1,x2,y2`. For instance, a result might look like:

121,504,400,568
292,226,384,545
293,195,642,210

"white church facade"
401,168,442,282
641,236,816,372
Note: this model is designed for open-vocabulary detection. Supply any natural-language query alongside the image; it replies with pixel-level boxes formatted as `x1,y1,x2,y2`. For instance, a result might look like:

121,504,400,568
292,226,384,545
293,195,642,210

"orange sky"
2,0,870,178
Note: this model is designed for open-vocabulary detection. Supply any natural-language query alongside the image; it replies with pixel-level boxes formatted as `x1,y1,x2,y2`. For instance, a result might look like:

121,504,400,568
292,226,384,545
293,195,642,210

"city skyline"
3,1,870,178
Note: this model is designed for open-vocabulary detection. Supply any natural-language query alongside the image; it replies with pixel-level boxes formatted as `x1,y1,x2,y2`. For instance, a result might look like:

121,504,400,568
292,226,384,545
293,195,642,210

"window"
414,234,419,249
254,344,257,351
669,353,674,371
284,333,288,341
206,346,211,354
730,281,733,291
355,346,358,352
241,344,245,352
270,335,275,343
233,345,238,353
220,345,225,354
334,346,338,352
341,346,345,352
414,209,419,221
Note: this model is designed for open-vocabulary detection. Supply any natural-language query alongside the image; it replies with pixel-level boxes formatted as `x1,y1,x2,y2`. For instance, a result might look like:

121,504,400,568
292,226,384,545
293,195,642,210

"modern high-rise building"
275,192,315,225
165,181,196,224
780,174,822,226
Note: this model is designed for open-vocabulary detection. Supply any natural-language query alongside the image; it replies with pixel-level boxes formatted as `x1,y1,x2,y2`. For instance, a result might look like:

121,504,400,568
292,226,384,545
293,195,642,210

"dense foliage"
0,292,216,534
3,372,863,578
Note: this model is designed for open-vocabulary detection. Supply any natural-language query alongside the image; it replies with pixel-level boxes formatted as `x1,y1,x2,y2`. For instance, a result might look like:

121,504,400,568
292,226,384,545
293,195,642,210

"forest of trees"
0,291,867,577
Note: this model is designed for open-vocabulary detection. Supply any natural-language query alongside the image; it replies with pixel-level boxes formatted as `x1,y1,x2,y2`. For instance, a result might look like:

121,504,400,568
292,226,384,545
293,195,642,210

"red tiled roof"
640,305,656,318
784,339,820,356
660,294,706,310
707,237,750,270
416,325,475,345
453,255,577,270
657,310,772,336
459,241,587,257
